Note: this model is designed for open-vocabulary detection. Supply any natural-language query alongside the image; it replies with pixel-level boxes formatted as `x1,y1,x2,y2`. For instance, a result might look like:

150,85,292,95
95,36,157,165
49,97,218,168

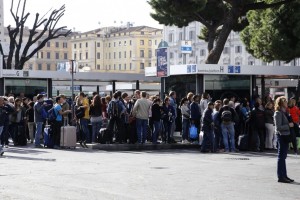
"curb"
78,143,200,151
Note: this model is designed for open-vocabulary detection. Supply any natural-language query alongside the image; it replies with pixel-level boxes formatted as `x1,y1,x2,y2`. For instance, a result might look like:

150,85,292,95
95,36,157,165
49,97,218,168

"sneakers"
0,149,4,156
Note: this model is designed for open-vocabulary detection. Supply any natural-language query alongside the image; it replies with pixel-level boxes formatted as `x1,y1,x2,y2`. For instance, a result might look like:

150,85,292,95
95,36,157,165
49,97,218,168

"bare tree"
0,0,71,70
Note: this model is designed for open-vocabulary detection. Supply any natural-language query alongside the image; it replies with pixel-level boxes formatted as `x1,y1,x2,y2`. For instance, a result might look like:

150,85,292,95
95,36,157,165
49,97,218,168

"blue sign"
157,48,168,77
181,47,192,51
228,66,241,74
187,64,197,73
235,66,241,73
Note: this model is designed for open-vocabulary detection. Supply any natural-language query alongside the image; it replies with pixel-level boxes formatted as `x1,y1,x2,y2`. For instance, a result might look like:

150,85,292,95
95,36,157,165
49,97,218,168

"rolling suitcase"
60,125,77,149
44,125,54,148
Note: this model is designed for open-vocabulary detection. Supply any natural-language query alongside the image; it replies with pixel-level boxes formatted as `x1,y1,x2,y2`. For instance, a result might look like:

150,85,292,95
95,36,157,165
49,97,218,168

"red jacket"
288,106,300,124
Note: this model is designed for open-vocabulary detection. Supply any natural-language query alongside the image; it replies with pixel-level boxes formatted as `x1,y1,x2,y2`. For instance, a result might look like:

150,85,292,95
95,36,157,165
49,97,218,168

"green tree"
148,0,295,64
240,1,300,63
0,0,71,70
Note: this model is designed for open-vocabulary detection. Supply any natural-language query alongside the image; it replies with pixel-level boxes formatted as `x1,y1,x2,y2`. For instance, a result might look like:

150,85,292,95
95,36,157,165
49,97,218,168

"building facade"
164,22,300,66
70,26,163,73
0,0,4,43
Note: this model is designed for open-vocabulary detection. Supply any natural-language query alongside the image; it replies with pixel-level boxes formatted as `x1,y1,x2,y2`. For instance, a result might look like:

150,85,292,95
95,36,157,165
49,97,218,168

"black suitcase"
238,134,249,151
98,128,113,144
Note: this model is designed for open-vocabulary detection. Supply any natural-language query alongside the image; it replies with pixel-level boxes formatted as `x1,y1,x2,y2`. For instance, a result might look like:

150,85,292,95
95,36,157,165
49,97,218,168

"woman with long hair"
274,96,294,183
89,95,102,143
180,97,190,144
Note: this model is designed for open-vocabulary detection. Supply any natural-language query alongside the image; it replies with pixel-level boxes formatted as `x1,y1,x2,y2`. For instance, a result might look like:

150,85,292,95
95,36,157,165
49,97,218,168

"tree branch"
245,0,295,12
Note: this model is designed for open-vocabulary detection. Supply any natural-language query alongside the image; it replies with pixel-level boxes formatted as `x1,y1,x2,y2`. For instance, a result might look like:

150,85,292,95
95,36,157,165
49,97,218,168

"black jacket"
201,108,214,131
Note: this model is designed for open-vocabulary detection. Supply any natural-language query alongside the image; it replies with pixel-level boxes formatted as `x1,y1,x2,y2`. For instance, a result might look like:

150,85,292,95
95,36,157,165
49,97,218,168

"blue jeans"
201,129,215,152
277,134,289,179
80,118,90,142
221,122,235,152
92,121,102,143
182,119,190,140
0,126,4,151
136,118,148,144
35,122,43,146
153,120,161,144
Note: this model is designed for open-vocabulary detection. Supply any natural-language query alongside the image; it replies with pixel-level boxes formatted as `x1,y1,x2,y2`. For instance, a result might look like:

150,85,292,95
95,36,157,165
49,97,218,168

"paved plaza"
1,145,300,200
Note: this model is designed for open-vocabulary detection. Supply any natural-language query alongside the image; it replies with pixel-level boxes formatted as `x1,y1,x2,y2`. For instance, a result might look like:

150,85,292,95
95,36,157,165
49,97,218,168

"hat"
40,92,47,96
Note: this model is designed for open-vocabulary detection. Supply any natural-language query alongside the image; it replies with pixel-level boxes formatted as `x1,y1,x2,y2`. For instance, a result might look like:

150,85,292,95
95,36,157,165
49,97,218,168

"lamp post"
69,59,76,121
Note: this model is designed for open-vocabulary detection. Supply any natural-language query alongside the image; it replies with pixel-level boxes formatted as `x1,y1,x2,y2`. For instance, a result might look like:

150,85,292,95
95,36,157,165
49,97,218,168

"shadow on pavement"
6,146,50,155
2,155,56,162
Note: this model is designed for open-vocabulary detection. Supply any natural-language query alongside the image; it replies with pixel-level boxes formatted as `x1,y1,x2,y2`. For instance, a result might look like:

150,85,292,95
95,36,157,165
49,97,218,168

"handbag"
189,125,198,139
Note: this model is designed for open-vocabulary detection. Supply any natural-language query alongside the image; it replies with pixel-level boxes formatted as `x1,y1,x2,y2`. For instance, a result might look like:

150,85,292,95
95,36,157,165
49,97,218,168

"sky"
3,0,163,32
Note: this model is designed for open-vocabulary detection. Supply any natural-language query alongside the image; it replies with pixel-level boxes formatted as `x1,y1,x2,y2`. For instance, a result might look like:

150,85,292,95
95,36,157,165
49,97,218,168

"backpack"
221,110,232,123
47,107,57,122
41,108,48,120
109,101,120,118
75,106,85,119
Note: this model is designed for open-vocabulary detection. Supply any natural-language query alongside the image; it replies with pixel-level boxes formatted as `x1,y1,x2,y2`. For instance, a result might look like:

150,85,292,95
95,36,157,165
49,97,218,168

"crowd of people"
0,90,299,158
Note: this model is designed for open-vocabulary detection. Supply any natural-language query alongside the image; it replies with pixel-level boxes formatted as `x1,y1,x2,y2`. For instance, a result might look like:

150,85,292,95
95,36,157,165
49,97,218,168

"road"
1,145,300,200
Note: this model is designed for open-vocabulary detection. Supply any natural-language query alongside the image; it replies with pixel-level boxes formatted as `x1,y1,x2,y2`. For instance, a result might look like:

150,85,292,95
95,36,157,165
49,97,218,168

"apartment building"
0,0,4,42
70,25,163,73
164,22,300,66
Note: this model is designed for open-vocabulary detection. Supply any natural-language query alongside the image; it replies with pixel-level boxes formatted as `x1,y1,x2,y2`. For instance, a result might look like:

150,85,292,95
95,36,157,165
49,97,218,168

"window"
55,42,59,48
47,52,51,59
119,64,121,70
86,52,88,59
119,41,121,46
124,41,127,46
200,49,206,56
109,43,111,47
63,42,68,48
114,52,116,59
248,61,254,65
79,43,82,48
124,51,126,58
189,31,195,40
148,40,152,46
148,50,152,58
64,53,68,60
141,31,144,35
86,42,88,47
109,53,111,59
140,50,144,58
74,44,77,49
38,64,42,70
97,64,100,70
41,52,44,59
114,64,116,70
37,52,39,59
97,42,100,47
74,53,77,60
124,64,126,70
130,63,132,70
168,33,173,43
47,42,50,47
79,53,82,60
114,42,116,47
179,32,183,41
55,52,59,59
140,63,144,69
97,52,100,59
130,40,132,45
47,64,51,71
140,40,144,45
130,51,132,58
119,52,121,59
235,46,242,53
170,52,174,59
223,47,229,54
